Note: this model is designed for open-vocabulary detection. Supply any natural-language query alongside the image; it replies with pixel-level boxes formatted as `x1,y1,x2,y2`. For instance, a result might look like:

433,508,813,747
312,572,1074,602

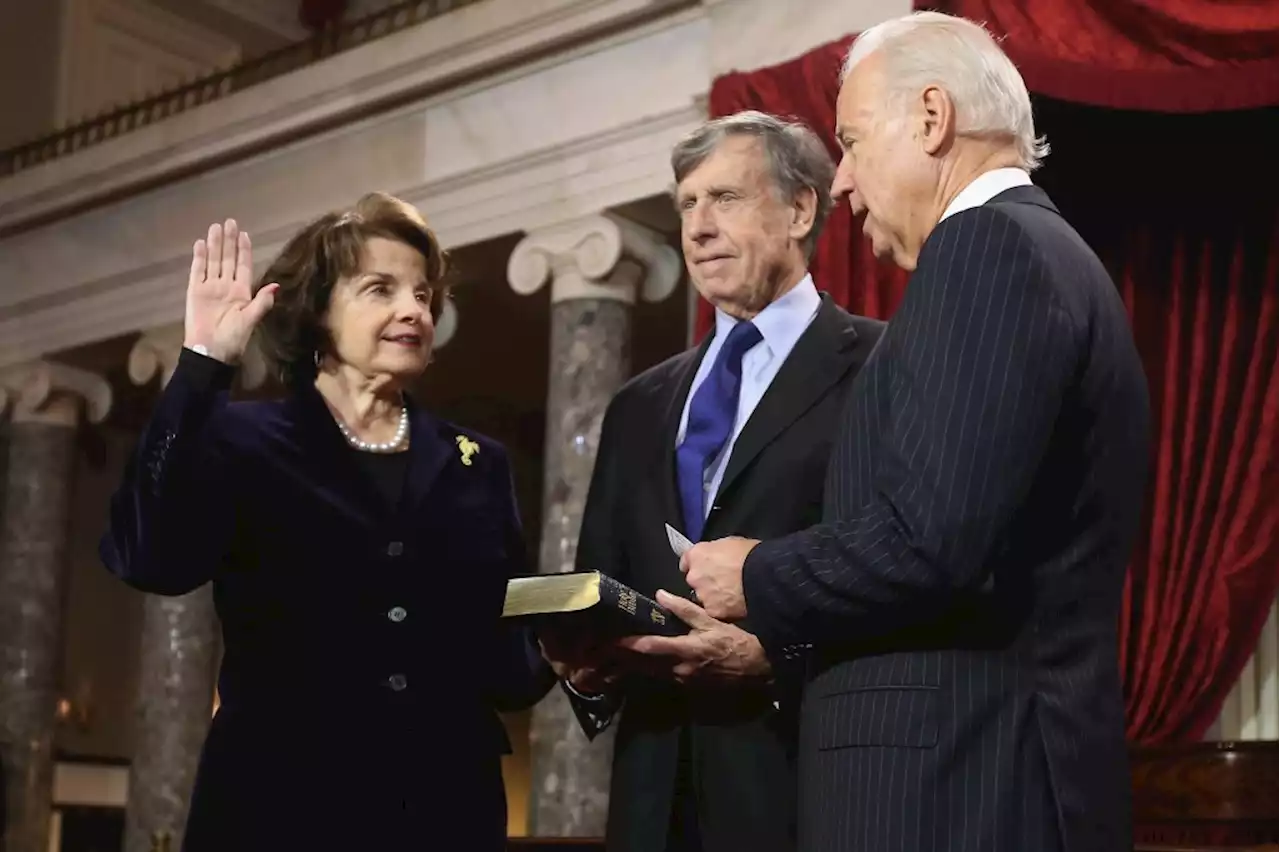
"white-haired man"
640,11,1151,852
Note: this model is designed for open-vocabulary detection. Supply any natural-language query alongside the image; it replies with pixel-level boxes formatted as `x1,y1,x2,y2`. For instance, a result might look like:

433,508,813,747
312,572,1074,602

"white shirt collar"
712,273,821,359
939,167,1033,222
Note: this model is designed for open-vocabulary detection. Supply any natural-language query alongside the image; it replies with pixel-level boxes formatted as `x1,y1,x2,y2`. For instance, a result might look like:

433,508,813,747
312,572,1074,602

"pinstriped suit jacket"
742,186,1150,852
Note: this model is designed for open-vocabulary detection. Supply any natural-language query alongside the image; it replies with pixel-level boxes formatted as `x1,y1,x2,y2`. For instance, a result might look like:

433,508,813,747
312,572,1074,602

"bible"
502,571,689,637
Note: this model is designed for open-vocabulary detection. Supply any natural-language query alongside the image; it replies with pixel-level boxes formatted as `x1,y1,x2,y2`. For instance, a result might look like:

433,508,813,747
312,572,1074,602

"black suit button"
386,541,404,557
387,673,407,691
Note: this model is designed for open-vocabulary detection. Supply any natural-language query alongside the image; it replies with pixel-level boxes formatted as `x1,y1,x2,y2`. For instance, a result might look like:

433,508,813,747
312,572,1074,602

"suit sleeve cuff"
561,678,609,703
175,346,237,393
743,537,791,656
560,680,621,740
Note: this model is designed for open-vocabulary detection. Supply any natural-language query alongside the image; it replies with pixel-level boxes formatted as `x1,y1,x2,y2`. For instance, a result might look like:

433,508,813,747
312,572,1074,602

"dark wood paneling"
1131,741,1278,849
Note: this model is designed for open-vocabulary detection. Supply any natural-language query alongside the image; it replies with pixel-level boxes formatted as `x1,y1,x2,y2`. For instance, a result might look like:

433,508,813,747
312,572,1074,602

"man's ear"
919,84,956,157
788,186,818,244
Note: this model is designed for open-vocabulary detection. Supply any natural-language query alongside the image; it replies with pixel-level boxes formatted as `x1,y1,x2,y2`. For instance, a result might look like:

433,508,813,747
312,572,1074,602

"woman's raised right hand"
183,219,279,364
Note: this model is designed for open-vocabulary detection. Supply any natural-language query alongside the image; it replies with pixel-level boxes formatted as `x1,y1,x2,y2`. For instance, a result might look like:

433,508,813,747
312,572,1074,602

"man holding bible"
633,12,1151,852
540,111,883,852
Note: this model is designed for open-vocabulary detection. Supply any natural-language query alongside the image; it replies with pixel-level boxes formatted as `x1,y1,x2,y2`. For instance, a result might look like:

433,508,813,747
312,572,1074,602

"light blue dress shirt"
676,274,822,518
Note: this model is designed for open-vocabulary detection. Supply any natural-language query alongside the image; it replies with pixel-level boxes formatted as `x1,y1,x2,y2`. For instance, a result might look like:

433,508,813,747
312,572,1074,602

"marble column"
121,326,274,852
508,213,681,836
0,361,112,852
434,298,459,351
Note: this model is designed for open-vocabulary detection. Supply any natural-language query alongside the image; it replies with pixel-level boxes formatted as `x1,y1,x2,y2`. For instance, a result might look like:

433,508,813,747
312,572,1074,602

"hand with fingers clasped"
679,536,761,622
184,218,279,365
538,627,627,697
617,590,771,685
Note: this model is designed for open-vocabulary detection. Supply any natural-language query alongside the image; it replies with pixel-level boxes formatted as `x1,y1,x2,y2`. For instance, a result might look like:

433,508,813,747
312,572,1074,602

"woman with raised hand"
100,193,553,851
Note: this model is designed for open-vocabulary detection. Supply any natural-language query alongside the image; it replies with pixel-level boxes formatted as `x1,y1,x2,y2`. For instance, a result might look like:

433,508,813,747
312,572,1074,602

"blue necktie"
676,320,763,541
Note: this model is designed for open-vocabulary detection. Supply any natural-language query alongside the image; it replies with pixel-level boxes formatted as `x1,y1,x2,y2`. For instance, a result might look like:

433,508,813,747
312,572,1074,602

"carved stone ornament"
0,360,112,426
507,213,682,305
434,299,458,350
128,324,269,390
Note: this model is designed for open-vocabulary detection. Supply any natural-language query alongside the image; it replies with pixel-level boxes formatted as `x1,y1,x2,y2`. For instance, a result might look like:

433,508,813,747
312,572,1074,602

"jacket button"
386,541,404,557
387,606,407,623
387,673,407,691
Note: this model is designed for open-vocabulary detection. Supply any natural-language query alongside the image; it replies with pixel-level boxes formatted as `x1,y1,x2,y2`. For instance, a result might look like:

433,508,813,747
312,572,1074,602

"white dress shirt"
676,274,822,518
939,167,1032,223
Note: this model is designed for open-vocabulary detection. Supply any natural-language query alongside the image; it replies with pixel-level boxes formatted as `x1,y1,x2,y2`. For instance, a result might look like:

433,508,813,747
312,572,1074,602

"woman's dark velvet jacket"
99,348,554,850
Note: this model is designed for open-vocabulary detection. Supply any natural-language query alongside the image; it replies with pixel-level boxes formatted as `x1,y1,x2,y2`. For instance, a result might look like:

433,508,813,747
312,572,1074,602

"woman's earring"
313,350,322,369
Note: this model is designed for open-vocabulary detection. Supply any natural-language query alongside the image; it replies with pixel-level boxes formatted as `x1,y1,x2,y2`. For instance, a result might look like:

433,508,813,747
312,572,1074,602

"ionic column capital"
0,361,112,426
128,325,270,390
507,213,681,305
434,300,458,350
127,325,184,388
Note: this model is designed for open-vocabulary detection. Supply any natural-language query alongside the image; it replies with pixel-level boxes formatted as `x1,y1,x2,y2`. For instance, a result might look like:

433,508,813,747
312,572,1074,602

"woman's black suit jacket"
100,349,554,851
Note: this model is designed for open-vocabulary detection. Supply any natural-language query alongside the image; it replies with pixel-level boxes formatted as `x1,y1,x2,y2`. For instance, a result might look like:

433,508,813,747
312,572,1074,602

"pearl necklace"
334,405,409,453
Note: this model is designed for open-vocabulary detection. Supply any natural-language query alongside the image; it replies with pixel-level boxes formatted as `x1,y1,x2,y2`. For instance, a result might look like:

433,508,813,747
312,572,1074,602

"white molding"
57,0,241,129
704,0,911,77
403,102,703,247
0,14,708,369
0,0,696,230
0,101,700,368
0,0,915,368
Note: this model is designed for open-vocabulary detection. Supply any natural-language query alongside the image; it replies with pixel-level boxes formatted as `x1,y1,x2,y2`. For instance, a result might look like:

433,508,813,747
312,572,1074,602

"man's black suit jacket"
571,295,884,852
743,186,1151,852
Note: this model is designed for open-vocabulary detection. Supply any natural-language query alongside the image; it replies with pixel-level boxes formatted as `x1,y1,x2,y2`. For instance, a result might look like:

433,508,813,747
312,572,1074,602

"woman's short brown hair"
252,191,450,386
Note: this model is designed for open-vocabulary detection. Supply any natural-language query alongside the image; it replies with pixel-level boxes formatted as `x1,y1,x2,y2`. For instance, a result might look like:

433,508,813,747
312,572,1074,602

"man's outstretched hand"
618,590,771,684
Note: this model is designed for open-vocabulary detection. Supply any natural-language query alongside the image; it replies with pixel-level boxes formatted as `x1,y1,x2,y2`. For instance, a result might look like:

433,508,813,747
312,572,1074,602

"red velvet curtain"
702,37,1279,743
930,0,1279,111
1116,225,1278,741
1061,96,1280,737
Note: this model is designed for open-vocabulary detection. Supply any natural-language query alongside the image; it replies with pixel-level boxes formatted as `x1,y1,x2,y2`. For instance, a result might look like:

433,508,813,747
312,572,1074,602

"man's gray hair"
671,110,835,258
843,11,1048,170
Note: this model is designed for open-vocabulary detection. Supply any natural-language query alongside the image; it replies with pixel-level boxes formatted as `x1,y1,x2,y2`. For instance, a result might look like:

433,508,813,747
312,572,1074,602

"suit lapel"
398,399,451,515
286,383,387,519
714,296,862,502
659,336,714,536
